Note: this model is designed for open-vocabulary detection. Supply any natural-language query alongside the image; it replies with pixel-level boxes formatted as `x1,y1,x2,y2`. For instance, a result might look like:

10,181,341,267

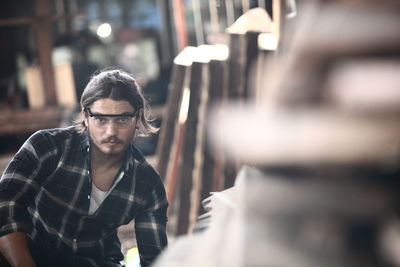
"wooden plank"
191,0,205,45
0,17,34,27
0,14,83,28
225,0,235,26
0,107,65,136
25,62,77,109
223,33,248,188
273,0,285,46
165,121,186,216
54,62,77,107
158,48,196,220
176,61,206,235
255,33,277,104
243,31,261,98
198,59,226,214
222,31,262,188
208,0,220,35
172,0,188,51
25,65,46,108
156,64,187,181
227,33,247,99
35,0,57,106
155,0,174,65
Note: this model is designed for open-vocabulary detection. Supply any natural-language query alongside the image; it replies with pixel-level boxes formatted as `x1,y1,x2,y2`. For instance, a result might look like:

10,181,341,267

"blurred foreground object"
226,7,274,34
154,166,400,267
210,0,400,169
156,3,280,236
155,0,400,266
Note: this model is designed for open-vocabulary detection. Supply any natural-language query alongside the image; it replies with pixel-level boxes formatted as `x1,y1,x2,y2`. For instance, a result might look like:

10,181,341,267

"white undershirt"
88,183,108,215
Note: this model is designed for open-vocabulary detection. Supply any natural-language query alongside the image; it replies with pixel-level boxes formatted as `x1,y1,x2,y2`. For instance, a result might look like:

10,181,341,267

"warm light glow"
258,33,278,51
97,23,112,38
197,44,229,62
174,46,197,66
178,87,191,123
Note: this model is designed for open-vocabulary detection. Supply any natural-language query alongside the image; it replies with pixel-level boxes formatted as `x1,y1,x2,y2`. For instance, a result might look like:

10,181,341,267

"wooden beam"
244,31,261,98
0,107,65,136
191,0,205,45
198,59,226,214
0,14,83,28
227,33,247,99
155,0,174,65
172,0,188,51
35,0,57,106
273,0,286,45
157,64,188,180
0,17,34,27
208,0,220,35
176,61,206,235
225,0,235,26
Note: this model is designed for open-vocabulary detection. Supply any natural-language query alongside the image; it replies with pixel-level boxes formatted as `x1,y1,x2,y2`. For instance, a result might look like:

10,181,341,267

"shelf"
0,106,73,136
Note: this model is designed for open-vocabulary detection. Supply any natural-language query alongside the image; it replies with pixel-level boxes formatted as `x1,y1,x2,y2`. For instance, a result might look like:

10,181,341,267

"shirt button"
88,195,91,199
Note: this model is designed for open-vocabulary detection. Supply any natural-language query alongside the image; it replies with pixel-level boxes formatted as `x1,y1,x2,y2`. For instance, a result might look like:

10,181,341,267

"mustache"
101,137,122,143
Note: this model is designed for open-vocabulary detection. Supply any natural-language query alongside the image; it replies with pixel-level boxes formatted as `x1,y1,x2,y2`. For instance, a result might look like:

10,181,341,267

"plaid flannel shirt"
0,126,168,266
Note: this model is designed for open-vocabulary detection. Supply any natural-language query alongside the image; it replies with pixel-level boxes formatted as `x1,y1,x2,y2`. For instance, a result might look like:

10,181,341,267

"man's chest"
91,165,121,191
37,159,142,218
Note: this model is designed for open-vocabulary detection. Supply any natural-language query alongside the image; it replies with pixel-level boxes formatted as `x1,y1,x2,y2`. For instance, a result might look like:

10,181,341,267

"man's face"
84,98,138,157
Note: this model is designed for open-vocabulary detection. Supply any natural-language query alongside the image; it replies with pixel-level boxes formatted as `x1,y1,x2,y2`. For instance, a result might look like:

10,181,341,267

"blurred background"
2,0,400,266
0,0,273,159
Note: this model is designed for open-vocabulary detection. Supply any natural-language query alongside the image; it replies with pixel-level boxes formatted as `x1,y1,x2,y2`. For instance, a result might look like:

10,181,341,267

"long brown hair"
74,68,158,136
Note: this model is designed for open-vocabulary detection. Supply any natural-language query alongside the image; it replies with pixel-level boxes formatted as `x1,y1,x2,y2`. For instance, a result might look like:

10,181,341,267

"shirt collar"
78,130,90,152
124,145,136,172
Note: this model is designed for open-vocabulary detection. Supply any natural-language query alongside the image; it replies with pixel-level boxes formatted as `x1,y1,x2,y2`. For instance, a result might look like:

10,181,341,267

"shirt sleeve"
134,178,168,267
0,131,57,237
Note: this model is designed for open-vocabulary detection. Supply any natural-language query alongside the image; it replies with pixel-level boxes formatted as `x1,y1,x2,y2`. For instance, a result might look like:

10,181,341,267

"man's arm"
0,232,36,267
135,180,169,267
0,131,56,266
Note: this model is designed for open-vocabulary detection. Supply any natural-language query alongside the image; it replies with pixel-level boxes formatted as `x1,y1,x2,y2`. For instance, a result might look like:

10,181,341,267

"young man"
0,69,168,267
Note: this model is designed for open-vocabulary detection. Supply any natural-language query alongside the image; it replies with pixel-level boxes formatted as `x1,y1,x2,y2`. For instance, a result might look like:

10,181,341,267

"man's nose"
105,120,118,135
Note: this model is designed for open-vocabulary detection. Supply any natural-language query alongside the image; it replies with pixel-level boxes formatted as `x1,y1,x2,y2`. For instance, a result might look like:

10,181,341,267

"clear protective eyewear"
86,108,138,129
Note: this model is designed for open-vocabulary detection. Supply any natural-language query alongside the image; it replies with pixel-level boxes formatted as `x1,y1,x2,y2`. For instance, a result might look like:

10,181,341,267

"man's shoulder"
35,126,76,136
129,145,162,184
28,126,81,147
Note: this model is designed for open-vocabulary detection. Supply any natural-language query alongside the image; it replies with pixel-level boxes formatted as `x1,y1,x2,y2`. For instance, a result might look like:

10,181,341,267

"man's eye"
116,117,129,124
94,117,107,123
